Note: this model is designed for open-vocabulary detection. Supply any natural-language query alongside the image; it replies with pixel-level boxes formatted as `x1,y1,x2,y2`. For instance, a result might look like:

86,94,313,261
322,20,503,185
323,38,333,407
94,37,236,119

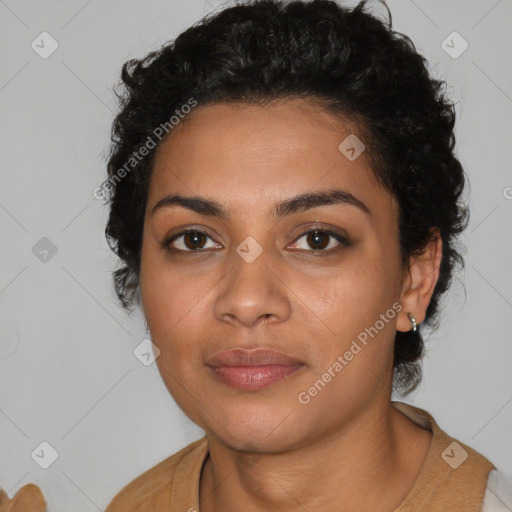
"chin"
205,410,307,453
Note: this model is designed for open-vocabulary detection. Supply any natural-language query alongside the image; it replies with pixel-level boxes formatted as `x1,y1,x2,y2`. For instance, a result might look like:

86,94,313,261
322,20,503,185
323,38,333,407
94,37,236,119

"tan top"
0,484,47,512
103,401,496,511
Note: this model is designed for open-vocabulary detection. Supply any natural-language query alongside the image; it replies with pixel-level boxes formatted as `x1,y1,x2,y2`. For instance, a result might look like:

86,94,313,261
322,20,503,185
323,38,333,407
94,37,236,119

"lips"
206,348,305,391
205,347,302,367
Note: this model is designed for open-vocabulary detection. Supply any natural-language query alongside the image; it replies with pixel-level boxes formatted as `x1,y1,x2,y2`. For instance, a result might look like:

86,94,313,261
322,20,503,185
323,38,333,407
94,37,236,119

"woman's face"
140,98,408,452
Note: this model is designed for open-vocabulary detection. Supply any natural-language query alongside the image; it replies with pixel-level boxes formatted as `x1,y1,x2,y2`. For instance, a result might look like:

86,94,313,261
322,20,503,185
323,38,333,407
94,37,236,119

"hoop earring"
407,312,418,332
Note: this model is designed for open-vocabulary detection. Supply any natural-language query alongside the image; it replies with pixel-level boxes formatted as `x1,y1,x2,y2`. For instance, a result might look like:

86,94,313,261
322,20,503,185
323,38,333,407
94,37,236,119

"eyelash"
163,226,349,256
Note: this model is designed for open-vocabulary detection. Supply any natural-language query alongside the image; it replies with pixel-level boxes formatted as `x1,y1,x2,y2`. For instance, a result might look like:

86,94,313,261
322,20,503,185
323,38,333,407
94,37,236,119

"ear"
396,227,443,332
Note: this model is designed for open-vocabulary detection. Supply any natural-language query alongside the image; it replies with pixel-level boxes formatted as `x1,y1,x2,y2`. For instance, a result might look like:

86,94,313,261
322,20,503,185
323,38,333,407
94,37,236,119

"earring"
407,312,418,332
145,320,150,335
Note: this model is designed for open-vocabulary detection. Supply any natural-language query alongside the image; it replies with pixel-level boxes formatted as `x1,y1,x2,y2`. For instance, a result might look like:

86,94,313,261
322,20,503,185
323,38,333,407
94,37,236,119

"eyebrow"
151,188,371,219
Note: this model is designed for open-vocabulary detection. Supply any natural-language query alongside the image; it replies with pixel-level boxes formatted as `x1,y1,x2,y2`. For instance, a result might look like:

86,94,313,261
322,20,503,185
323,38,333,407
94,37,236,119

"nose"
213,245,292,328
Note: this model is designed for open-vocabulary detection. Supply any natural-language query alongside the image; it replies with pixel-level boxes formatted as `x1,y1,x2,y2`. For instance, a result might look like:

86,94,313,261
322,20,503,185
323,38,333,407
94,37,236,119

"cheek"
300,256,389,336
141,240,199,314
140,249,204,357
141,258,211,414
300,252,400,374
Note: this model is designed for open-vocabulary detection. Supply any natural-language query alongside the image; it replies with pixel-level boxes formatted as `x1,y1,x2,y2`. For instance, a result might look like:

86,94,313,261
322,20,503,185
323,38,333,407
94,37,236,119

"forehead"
148,99,397,224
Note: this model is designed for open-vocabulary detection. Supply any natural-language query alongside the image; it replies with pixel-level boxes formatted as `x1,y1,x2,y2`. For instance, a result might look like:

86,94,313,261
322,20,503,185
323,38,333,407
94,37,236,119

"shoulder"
392,400,498,511
104,436,208,512
482,470,512,511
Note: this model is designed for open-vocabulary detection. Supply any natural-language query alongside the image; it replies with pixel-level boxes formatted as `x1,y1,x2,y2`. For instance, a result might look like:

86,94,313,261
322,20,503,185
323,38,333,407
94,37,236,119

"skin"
139,98,442,512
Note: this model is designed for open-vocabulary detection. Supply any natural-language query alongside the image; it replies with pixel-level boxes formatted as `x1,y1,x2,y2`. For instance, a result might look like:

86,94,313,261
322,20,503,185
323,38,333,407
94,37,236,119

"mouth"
208,364,305,391
205,347,306,391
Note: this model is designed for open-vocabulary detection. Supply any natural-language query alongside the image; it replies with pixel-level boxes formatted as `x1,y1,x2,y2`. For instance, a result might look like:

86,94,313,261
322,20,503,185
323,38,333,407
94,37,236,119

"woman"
0,1,509,511
73,0,512,510
0,2,509,511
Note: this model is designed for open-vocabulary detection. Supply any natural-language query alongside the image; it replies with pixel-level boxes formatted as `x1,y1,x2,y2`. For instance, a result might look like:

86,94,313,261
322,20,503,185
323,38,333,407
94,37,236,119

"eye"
165,229,221,252
289,228,348,253
163,226,348,254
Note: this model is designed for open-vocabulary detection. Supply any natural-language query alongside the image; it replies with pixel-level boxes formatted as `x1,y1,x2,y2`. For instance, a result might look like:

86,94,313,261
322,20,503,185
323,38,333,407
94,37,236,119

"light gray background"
1,0,511,510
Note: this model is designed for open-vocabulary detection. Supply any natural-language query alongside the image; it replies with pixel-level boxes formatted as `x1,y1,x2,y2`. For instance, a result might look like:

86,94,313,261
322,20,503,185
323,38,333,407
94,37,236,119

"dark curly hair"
101,0,469,395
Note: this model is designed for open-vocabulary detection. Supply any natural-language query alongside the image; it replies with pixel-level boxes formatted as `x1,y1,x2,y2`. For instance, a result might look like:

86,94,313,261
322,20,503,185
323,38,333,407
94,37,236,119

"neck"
199,401,433,512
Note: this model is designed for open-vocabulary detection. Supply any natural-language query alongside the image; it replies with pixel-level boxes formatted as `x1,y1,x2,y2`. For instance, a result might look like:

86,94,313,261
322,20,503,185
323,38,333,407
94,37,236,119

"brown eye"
306,230,330,250
166,229,221,252
182,231,207,250
290,228,348,253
